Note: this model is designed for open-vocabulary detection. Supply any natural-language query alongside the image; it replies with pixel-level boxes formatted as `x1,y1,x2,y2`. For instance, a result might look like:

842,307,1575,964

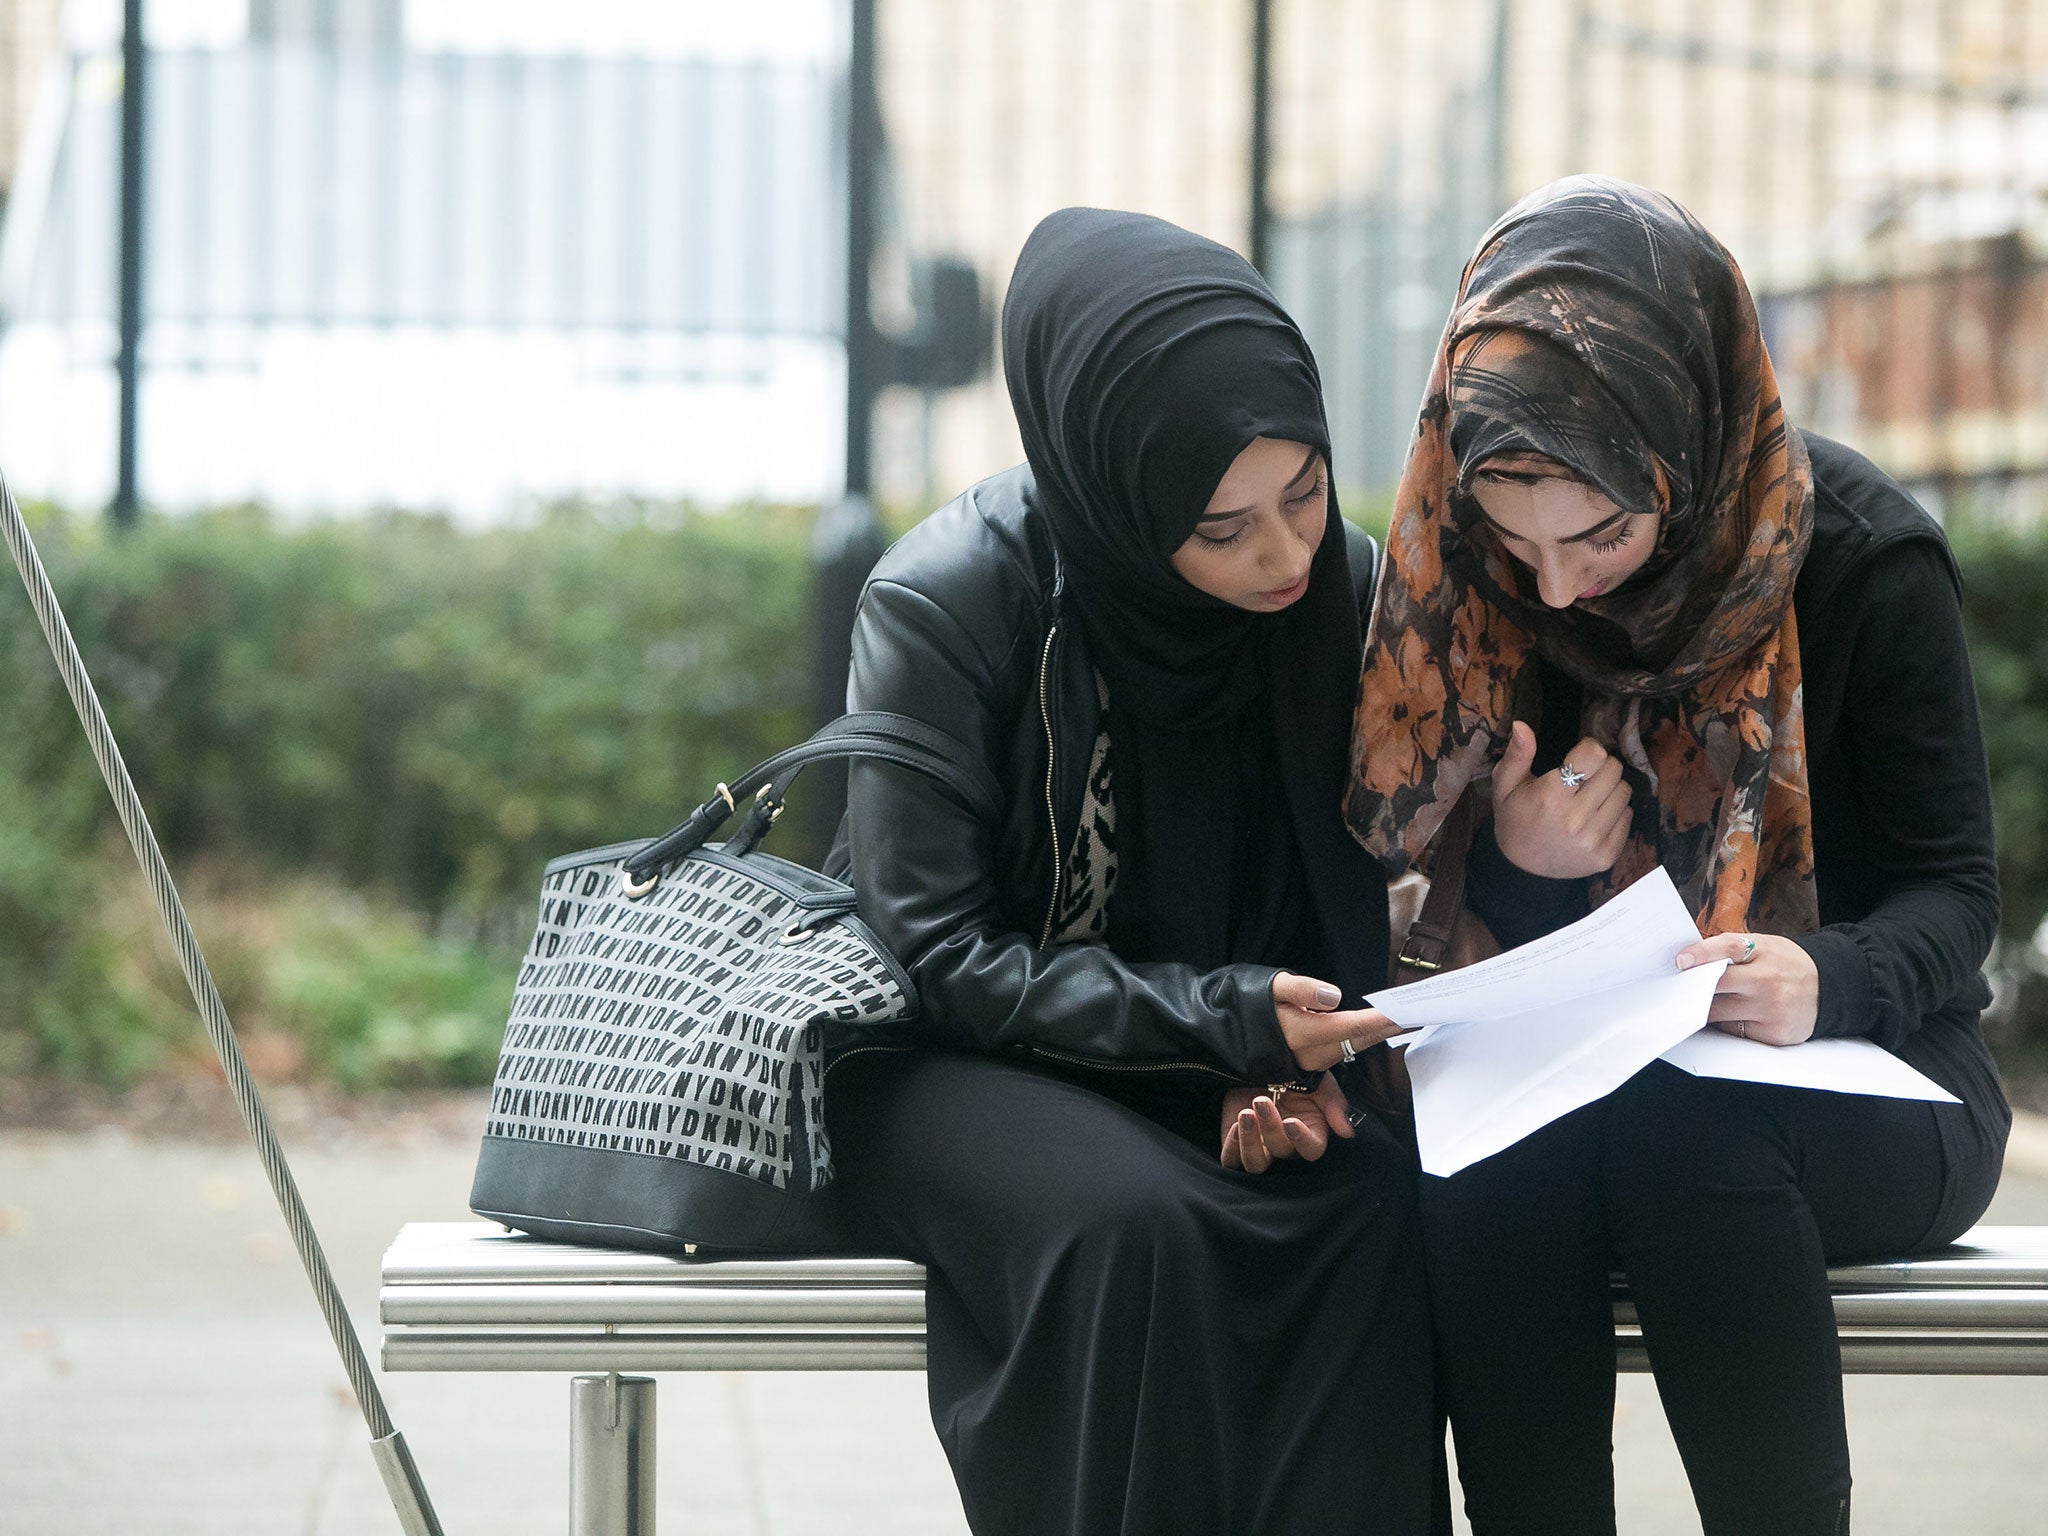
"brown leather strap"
1393,788,1479,982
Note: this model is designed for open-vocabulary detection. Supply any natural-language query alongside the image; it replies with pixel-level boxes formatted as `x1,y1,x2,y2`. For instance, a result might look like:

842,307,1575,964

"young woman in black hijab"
825,208,1438,1534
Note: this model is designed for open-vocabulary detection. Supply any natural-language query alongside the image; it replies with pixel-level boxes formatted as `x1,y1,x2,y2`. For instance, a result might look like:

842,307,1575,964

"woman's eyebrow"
1478,505,1631,544
1557,507,1633,544
1199,449,1325,523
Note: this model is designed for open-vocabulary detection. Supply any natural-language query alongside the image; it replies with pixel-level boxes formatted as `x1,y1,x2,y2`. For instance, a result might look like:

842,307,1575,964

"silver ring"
1737,1020,1749,1040
1738,936,1758,964
1338,1037,1358,1064
1558,761,1589,790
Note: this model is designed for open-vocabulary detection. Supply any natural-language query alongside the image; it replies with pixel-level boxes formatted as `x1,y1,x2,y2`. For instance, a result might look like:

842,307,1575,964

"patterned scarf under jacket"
1344,175,1819,939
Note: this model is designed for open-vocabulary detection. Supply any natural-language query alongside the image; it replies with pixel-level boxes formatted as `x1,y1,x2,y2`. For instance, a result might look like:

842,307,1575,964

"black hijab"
1002,208,1389,1001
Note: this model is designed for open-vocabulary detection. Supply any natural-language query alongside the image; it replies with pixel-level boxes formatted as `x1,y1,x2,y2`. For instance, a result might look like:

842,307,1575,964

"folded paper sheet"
1659,1029,1960,1103
1395,965,1725,1177
1369,867,1955,1177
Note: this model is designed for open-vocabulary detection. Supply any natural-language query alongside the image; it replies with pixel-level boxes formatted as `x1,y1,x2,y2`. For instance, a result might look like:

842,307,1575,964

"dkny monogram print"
487,852,913,1193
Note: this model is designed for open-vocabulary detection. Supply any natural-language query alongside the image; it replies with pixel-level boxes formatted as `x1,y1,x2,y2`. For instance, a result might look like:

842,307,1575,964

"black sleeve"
1462,815,1591,949
1794,539,2000,1048
842,576,1299,1082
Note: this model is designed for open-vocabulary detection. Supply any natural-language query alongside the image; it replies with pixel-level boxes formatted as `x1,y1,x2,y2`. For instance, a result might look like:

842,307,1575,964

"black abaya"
830,208,1436,1536
831,1052,1437,1536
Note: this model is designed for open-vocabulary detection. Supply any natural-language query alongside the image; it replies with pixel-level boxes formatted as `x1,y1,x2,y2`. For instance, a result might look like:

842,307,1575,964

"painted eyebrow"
1477,504,1633,546
1197,448,1324,523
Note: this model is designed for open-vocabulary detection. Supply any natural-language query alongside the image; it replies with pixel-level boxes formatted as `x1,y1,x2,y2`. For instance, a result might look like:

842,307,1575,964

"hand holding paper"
1368,867,1955,1177
1675,928,1823,1047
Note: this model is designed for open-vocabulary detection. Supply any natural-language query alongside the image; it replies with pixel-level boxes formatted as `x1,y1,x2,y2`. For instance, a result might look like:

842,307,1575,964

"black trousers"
828,1050,1441,1536
1421,1060,2006,1536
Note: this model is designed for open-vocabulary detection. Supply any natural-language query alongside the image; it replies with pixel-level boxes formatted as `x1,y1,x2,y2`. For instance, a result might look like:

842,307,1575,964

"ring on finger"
1737,1019,1748,1040
1558,761,1589,790
1338,1036,1358,1064
1736,935,1759,964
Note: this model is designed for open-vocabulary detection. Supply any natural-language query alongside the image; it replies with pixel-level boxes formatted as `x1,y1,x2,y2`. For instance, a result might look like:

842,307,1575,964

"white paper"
1658,1030,1959,1103
1369,866,1706,1028
1366,864,1960,1176
1368,868,1729,1177
1403,964,1726,1176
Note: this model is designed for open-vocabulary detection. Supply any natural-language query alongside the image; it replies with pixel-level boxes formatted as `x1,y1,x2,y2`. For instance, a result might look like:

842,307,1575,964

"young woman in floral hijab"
1345,177,2010,1535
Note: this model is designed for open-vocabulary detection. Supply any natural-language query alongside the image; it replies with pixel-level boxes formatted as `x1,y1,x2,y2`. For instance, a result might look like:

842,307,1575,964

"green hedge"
3,505,2047,1090
1,501,815,1087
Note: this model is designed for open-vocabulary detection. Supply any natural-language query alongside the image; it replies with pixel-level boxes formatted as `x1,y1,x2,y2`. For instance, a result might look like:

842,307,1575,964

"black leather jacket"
836,464,1378,1089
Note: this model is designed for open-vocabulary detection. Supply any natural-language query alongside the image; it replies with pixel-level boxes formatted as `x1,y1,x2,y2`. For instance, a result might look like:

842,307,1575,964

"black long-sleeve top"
1464,431,2010,1156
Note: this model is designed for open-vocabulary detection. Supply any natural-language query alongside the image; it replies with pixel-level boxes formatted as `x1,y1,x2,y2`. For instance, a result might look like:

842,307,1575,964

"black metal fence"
2,2,2042,526
19,46,841,337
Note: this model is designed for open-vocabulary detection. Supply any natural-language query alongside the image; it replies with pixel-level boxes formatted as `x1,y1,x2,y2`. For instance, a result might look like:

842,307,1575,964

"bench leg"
570,1373,656,1536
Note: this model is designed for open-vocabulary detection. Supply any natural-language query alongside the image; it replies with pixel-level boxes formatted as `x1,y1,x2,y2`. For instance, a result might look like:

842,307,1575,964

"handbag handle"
623,711,1003,878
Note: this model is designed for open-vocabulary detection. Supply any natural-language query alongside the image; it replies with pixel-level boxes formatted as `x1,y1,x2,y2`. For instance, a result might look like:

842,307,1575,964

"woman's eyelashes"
1193,477,1326,548
1492,515,1636,557
1293,475,1328,513
1588,517,1636,554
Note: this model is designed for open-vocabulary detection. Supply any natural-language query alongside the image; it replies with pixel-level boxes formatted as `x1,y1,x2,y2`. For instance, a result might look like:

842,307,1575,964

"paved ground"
3,1097,2046,1535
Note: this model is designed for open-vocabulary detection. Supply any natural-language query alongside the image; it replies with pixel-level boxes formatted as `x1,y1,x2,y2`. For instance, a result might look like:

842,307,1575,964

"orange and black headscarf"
1344,176,1818,938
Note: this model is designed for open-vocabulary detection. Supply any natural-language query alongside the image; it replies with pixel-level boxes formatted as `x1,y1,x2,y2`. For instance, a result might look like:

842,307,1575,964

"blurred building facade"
875,0,2048,525
0,1,2040,522
0,0,852,515
0,0,61,202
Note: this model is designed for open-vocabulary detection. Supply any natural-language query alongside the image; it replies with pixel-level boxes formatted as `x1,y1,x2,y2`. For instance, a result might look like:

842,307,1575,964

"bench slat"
1617,1331,2048,1377
1611,1290,2048,1330
382,1283,928,1326
381,1325,2048,1377
381,1222,2048,1379
379,1225,2048,1302
1823,1242,2048,1290
384,1223,925,1288
384,1330,929,1373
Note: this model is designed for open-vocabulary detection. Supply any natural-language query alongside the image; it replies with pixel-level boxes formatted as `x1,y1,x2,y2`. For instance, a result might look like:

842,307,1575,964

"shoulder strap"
1392,787,1479,979
624,711,1002,877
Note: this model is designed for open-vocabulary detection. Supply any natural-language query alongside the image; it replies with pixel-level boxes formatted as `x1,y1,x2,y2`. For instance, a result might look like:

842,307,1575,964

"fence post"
810,0,887,854
1249,0,1273,273
113,0,146,529
1484,0,1512,218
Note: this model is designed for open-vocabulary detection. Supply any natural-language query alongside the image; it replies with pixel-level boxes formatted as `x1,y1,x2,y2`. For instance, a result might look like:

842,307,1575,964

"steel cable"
1,474,442,1533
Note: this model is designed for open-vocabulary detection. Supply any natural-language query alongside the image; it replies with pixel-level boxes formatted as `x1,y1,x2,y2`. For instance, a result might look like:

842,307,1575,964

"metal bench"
381,1219,2048,1532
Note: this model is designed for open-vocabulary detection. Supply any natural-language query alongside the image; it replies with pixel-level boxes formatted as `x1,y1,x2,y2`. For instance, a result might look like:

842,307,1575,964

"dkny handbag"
469,711,1000,1255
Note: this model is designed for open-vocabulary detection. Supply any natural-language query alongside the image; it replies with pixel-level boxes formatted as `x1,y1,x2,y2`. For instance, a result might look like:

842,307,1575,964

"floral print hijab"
1344,176,1819,937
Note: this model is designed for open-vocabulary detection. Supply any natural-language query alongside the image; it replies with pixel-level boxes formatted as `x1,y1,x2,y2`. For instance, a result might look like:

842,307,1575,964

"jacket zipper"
827,1038,1292,1093
1027,1043,1236,1081
820,1042,906,1085
1027,617,1307,1095
1036,622,1062,948
1026,1043,1312,1093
